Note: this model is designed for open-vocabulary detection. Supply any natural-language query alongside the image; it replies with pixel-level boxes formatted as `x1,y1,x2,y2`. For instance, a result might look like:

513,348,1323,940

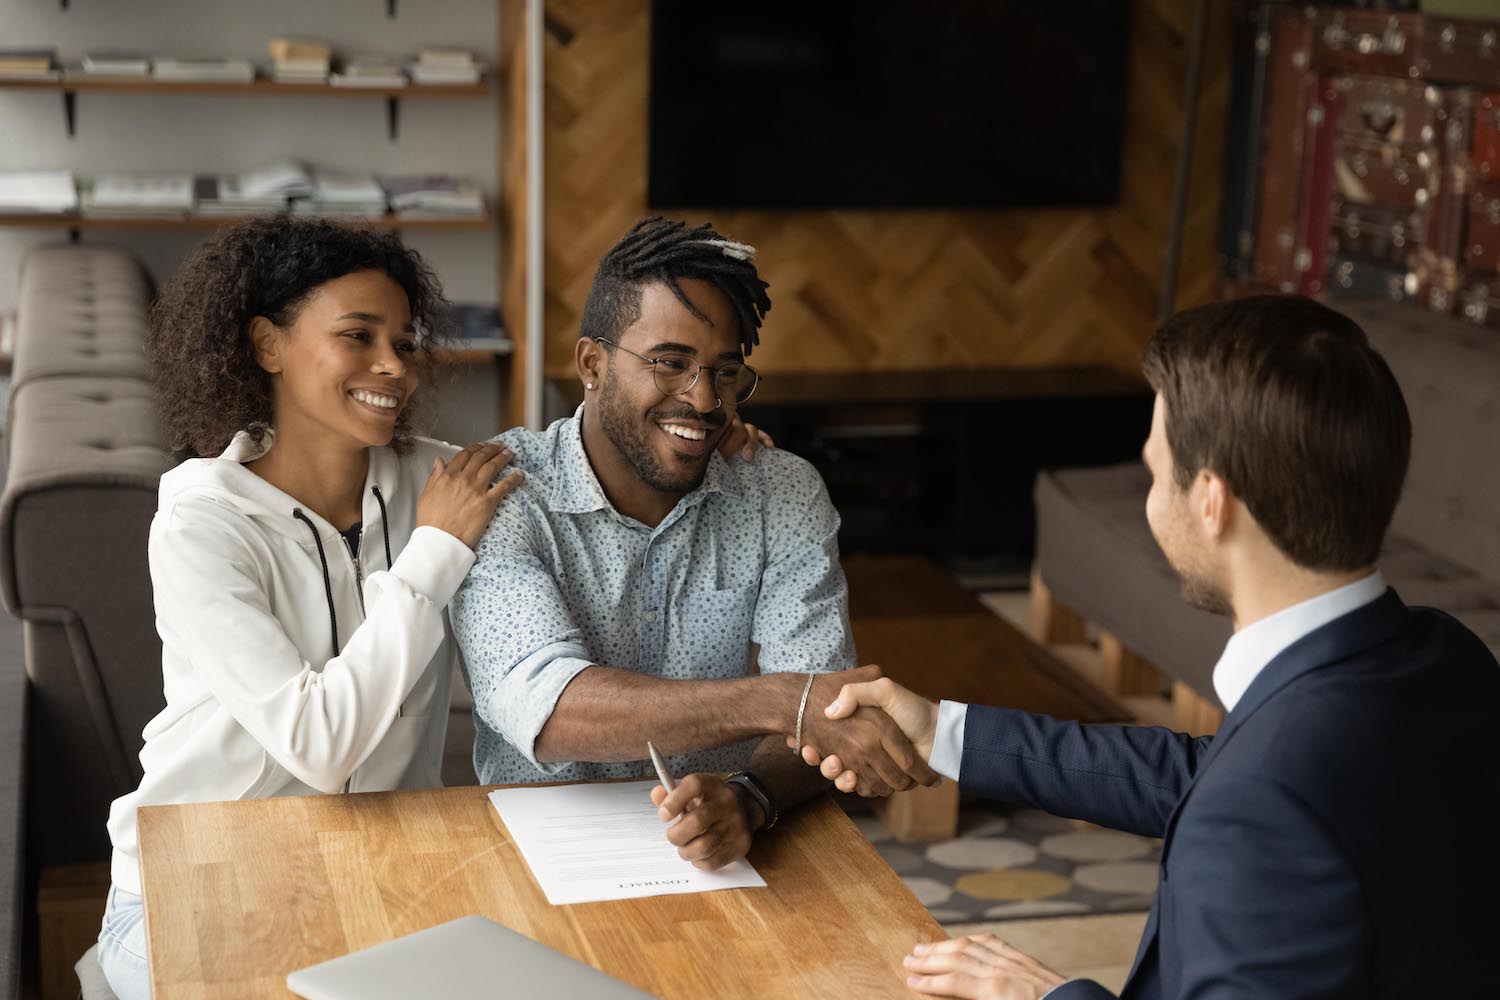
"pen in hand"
648,741,682,826
648,740,675,793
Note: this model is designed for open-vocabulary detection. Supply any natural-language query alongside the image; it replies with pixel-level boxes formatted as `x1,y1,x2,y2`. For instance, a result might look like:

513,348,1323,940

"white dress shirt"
926,572,1388,782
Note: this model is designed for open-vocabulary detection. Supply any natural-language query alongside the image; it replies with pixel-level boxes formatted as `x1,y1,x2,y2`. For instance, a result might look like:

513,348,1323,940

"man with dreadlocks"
451,218,938,871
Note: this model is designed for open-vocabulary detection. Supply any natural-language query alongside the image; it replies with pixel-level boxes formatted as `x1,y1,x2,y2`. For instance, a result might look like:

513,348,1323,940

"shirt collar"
1212,571,1387,712
547,404,743,518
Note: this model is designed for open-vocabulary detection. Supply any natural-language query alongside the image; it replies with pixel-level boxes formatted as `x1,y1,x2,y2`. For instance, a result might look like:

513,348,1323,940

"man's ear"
576,336,605,393
1195,469,1233,542
250,316,284,375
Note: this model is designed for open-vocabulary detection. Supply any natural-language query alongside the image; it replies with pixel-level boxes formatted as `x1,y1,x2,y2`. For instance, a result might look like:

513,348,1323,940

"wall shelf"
0,213,491,234
0,76,490,140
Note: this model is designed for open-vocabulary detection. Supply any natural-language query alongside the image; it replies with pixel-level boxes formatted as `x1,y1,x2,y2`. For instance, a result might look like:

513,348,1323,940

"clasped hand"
792,668,942,795
787,665,942,796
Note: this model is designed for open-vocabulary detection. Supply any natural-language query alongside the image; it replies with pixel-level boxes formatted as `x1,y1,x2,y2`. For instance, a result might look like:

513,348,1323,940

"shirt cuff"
387,525,476,607
927,700,969,782
487,644,595,776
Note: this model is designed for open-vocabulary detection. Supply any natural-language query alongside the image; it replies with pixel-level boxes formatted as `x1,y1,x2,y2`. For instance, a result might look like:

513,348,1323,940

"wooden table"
844,555,1128,840
137,786,944,999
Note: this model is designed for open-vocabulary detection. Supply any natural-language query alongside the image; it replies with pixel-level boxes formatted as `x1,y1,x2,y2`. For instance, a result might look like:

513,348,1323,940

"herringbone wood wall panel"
541,0,1228,378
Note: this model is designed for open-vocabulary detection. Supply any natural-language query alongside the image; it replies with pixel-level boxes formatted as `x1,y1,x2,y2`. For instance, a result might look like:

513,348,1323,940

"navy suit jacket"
961,591,1499,998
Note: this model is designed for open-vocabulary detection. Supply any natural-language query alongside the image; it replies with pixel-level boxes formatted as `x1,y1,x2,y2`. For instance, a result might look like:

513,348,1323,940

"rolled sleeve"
485,643,594,774
451,493,599,776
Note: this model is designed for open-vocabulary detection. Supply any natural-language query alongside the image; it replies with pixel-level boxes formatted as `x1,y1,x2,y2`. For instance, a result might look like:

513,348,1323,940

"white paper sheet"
488,780,766,905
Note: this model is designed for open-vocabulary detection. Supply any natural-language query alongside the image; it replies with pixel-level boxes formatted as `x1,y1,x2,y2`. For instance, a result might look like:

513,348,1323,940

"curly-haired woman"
94,217,523,999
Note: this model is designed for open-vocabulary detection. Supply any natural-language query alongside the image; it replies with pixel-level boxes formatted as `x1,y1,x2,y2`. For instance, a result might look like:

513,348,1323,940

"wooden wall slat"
539,0,1229,380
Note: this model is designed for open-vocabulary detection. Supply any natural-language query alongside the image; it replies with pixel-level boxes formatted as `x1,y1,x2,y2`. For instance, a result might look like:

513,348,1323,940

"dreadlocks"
579,217,772,356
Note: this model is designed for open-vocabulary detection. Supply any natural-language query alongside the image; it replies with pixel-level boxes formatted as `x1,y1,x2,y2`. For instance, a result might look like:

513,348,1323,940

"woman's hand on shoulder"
718,415,775,462
415,441,523,549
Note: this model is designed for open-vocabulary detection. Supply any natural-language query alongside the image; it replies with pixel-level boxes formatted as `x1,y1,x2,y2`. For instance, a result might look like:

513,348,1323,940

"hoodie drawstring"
291,486,393,660
292,508,339,659
371,485,393,569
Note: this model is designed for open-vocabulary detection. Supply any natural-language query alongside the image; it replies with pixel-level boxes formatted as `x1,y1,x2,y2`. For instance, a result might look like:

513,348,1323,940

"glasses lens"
716,364,758,403
651,355,696,396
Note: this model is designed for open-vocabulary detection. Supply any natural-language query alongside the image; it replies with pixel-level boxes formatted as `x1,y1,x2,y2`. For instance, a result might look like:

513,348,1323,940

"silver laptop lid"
287,915,656,999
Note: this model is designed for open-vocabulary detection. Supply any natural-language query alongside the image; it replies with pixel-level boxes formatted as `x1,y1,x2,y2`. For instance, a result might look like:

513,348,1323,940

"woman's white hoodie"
106,429,472,893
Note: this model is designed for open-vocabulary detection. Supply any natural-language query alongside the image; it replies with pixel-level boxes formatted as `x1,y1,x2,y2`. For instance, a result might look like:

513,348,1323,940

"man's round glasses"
593,337,760,406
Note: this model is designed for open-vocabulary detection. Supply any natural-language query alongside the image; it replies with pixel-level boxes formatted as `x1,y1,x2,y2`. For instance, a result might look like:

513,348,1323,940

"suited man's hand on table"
795,673,940,794
652,774,755,871
789,665,942,797
903,935,1065,999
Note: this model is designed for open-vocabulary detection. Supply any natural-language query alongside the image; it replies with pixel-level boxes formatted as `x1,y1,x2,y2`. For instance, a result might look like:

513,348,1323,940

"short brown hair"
148,217,449,458
1140,295,1410,571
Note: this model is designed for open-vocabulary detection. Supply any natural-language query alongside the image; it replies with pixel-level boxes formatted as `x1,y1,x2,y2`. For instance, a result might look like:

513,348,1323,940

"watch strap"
724,771,778,832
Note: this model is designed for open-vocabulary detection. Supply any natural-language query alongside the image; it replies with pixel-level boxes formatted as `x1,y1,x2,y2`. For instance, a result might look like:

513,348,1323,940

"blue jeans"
97,885,151,1000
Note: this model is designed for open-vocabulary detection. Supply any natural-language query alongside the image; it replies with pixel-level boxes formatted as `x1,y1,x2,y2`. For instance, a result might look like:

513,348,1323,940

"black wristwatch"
724,771,778,832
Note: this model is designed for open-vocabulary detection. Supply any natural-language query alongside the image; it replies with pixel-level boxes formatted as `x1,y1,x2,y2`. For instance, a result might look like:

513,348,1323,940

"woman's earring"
586,382,594,390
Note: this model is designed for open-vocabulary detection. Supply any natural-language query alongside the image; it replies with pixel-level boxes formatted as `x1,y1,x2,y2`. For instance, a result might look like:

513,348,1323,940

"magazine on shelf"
331,55,406,88
236,160,313,200
192,176,287,217
80,51,150,76
151,57,255,83
81,173,194,216
0,170,77,213
291,168,387,217
384,174,484,216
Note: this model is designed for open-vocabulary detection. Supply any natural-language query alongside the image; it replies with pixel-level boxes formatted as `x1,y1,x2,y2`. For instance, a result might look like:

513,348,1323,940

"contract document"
488,780,767,905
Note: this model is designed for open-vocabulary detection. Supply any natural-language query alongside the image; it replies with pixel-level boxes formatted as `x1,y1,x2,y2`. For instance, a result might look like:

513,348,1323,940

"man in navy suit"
803,296,1499,997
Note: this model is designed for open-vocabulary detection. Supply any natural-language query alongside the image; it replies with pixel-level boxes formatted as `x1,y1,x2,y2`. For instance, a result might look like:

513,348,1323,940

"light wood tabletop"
137,785,945,999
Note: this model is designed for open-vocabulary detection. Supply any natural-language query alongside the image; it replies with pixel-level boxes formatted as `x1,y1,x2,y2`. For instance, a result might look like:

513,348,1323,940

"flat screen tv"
648,1,1131,211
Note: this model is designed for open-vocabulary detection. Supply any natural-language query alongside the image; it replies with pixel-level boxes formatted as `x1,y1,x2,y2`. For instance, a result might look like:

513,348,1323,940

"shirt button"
645,611,657,623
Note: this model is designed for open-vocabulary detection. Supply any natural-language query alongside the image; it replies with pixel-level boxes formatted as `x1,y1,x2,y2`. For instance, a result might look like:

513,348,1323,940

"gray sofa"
1,245,172,867
1035,299,1500,707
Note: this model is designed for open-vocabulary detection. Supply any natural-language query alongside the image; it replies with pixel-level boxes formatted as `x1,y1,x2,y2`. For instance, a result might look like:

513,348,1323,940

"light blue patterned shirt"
451,406,856,784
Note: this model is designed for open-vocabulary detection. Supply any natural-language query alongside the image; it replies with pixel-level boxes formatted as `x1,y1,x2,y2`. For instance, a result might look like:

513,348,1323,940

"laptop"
286,915,656,999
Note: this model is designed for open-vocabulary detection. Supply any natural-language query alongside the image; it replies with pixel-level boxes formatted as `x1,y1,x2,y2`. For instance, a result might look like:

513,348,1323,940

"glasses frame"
592,337,760,406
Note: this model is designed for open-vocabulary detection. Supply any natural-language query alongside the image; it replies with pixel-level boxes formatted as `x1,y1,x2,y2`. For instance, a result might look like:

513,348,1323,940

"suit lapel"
1121,589,1409,991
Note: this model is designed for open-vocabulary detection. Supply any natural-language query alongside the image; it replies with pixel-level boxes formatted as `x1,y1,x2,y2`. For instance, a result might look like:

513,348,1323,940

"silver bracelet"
793,672,816,753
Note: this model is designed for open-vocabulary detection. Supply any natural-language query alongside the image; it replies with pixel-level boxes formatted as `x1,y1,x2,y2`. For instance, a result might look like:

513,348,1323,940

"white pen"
647,740,675,793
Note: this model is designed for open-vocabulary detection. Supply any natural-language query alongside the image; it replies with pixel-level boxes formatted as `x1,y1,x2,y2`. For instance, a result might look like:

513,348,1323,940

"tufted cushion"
1341,300,1500,585
12,244,152,390
0,377,171,612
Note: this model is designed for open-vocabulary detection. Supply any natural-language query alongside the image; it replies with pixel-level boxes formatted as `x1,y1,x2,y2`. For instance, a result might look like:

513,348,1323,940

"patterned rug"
844,799,1162,925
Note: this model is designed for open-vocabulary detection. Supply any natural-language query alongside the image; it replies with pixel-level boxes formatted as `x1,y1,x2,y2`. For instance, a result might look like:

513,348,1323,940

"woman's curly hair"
148,216,450,458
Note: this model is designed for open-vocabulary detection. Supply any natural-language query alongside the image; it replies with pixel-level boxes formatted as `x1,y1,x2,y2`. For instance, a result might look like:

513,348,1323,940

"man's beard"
598,376,721,495
1179,570,1233,617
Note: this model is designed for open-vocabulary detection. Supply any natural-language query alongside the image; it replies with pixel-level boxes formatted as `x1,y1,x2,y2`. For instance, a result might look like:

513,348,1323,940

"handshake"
788,664,941,796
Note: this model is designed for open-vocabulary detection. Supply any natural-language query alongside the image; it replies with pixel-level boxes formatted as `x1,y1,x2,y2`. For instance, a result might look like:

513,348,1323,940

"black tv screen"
648,1,1131,211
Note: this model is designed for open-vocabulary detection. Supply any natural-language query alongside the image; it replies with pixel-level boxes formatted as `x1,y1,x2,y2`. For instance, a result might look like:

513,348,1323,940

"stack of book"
0,49,58,80
268,38,331,84
195,160,313,217
80,173,194,217
407,48,482,85
294,168,387,218
384,174,484,217
330,54,406,89
0,170,77,213
151,57,255,83
192,175,288,217
77,51,150,78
